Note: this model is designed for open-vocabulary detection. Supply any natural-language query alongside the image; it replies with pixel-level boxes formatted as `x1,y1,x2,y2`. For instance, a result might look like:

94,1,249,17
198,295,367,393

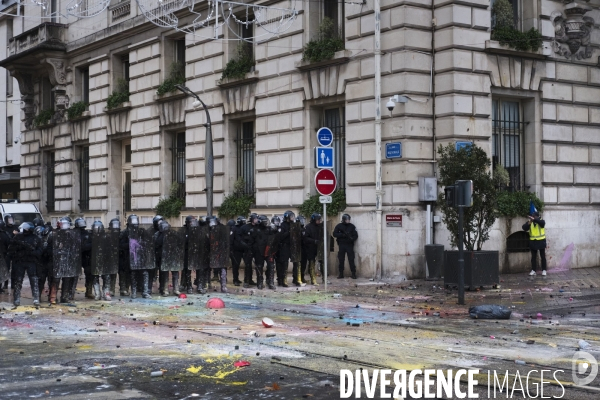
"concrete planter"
294,49,352,71
153,92,187,126
217,70,259,89
105,102,131,136
444,250,499,288
70,111,91,142
485,40,549,59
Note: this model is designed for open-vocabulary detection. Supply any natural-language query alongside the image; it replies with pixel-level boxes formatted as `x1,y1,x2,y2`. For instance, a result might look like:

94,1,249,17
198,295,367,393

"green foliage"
493,164,510,188
492,0,515,29
66,101,88,120
221,43,255,81
437,143,497,251
302,17,344,63
156,62,186,96
218,178,254,220
155,182,184,219
496,190,544,218
106,79,130,110
299,189,347,218
492,26,543,52
33,109,55,128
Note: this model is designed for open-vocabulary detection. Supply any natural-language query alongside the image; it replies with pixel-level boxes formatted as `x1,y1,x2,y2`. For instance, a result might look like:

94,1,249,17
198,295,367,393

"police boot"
109,274,116,296
142,271,152,299
159,271,169,296
185,269,193,294
197,269,207,294
267,262,276,290
31,276,40,306
92,276,101,300
351,268,357,280
130,272,138,299
204,268,211,290
59,279,69,303
172,272,181,296
13,277,23,307
147,268,156,294
49,280,59,305
84,275,94,299
308,260,319,286
119,271,130,296
255,266,264,290
295,262,306,287
102,275,112,301
281,263,289,288
220,268,228,293
212,269,220,282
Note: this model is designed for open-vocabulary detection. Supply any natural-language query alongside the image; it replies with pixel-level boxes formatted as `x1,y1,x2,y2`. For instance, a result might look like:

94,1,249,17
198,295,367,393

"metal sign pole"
458,205,465,305
323,202,327,292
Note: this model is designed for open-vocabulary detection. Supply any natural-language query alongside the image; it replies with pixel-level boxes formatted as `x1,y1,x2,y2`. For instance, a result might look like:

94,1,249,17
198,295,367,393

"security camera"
386,99,396,112
192,99,202,109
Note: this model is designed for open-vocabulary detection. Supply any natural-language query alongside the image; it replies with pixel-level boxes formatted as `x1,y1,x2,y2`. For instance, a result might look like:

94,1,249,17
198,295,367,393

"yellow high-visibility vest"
529,223,546,241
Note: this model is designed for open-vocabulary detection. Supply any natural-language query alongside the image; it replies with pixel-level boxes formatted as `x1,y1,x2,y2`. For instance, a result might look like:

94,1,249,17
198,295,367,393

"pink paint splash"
130,239,141,264
552,243,574,272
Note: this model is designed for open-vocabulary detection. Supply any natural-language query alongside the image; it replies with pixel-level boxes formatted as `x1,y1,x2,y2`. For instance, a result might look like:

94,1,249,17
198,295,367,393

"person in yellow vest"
522,211,547,276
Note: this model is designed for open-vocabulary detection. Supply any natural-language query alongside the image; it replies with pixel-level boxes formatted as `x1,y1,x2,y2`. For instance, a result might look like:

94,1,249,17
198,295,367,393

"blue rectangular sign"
315,147,335,169
455,141,472,151
385,142,402,159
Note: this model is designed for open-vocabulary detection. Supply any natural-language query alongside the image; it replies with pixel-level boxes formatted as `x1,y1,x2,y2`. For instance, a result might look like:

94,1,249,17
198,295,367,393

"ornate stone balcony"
6,22,67,58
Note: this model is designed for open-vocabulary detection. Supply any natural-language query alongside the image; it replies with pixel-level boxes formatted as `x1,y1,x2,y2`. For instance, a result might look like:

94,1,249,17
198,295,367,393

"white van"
0,200,44,225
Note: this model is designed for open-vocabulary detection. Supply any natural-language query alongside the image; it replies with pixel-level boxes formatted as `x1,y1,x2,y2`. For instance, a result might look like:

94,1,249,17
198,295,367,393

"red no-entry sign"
315,169,337,196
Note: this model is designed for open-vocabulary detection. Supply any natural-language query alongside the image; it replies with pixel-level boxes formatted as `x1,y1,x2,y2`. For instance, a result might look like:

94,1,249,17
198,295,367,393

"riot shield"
209,224,230,269
53,230,81,278
161,227,185,271
91,230,119,276
129,226,154,270
289,220,302,262
105,229,120,275
186,226,202,271
265,229,281,260
0,254,8,284
198,225,210,270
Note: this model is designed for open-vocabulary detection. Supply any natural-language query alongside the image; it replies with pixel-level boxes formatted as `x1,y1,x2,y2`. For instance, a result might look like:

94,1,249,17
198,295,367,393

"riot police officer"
148,215,164,293
304,213,323,285
253,215,270,289
0,221,11,294
120,214,151,299
333,213,359,279
230,216,246,286
264,216,281,290
154,221,180,296
90,221,112,301
276,210,298,287
7,222,42,306
182,215,196,294
108,218,120,296
74,218,93,300
240,214,260,288
35,225,51,301
207,216,229,293
4,214,16,291
298,215,308,285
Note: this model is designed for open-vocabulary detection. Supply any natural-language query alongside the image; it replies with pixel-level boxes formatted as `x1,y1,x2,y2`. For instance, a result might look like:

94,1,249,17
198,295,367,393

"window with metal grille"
81,68,90,104
324,0,344,39
122,55,130,82
491,0,519,29
46,152,55,212
492,99,524,191
42,77,55,111
172,132,186,199
237,121,255,195
323,107,346,189
175,39,186,64
123,171,131,211
79,147,90,211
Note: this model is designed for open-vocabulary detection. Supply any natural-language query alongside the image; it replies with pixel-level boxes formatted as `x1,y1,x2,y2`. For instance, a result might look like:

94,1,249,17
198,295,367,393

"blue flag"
529,200,537,215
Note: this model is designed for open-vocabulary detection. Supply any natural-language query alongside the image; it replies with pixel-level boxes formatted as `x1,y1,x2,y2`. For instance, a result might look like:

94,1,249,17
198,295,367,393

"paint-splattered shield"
209,224,230,269
289,220,302,263
129,226,154,270
317,224,325,260
91,229,119,276
53,229,81,278
161,227,185,271
265,228,281,260
0,254,8,284
186,225,202,271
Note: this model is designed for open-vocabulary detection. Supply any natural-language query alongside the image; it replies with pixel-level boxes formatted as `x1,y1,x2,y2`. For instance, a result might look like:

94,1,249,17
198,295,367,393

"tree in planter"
491,0,542,52
302,17,344,63
218,178,254,220
155,182,185,219
33,109,55,128
437,143,497,251
220,43,255,82
106,79,130,110
66,101,88,120
299,189,347,217
156,62,185,96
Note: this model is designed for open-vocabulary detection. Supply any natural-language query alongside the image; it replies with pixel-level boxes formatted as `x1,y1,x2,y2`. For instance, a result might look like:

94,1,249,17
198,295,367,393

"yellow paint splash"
187,365,202,374
199,367,238,380
78,345,92,350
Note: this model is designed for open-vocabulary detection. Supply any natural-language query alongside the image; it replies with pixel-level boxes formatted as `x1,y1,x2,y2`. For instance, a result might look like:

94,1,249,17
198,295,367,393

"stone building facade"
0,0,599,279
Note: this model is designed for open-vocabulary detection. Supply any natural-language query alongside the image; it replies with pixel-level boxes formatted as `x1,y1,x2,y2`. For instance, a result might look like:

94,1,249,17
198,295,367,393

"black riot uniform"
181,216,196,294
155,221,181,297
0,221,11,294
4,214,16,290
74,218,93,300
230,216,246,286
44,223,57,304
240,215,260,288
276,210,298,287
107,218,120,296
90,221,112,301
116,218,131,296
333,214,359,279
120,214,151,299
35,225,51,301
47,218,77,304
194,217,211,293
148,215,164,294
252,216,270,289
7,223,42,306
207,217,229,293
298,216,308,285
264,216,281,290
303,214,323,285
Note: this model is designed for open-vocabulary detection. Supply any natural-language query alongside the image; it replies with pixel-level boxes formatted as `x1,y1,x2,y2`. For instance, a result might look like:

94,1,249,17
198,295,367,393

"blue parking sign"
315,147,334,169
317,127,333,147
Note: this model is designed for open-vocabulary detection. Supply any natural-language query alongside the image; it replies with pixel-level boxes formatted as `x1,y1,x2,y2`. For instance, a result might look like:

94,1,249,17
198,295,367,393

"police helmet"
189,218,199,227
248,213,258,223
227,219,236,228
33,217,44,227
298,215,306,227
74,218,86,229
159,221,170,233
4,214,14,226
153,215,164,230
207,216,218,227
127,214,139,227
184,215,195,227
271,216,281,227
63,216,72,223
59,218,71,230
236,215,246,225
283,210,295,222
342,213,351,223
34,226,44,238
19,222,35,234
250,214,259,224
310,213,322,223
109,218,121,230
92,221,104,234
259,215,269,227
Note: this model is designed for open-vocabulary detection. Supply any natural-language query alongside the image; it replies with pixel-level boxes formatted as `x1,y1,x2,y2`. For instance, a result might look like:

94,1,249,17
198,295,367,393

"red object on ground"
234,360,251,368
178,293,187,299
206,298,225,309
262,317,274,328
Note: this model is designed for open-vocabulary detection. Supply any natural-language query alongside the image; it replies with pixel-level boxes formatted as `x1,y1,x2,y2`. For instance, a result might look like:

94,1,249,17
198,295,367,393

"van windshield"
8,213,43,225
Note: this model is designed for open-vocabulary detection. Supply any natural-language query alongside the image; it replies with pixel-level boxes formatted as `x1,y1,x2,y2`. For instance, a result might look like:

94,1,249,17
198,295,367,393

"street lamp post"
176,84,214,217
